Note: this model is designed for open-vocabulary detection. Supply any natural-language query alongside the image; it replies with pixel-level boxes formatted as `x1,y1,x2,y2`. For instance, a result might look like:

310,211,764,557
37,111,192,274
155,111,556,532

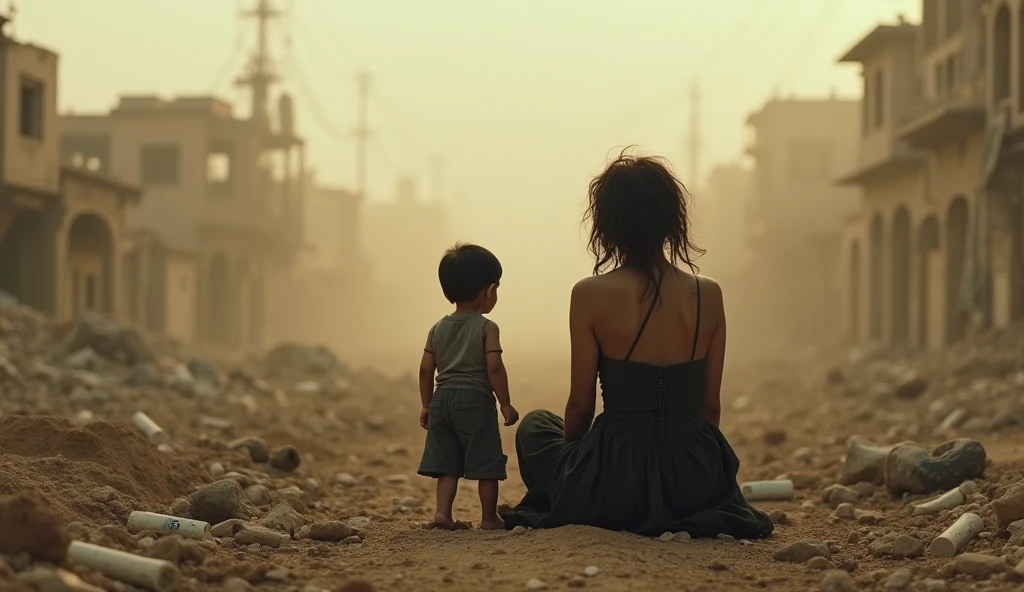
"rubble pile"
4,284,1024,591
0,294,419,591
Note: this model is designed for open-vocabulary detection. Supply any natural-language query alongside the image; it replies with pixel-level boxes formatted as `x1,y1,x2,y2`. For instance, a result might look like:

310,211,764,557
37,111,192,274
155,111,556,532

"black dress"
504,276,774,538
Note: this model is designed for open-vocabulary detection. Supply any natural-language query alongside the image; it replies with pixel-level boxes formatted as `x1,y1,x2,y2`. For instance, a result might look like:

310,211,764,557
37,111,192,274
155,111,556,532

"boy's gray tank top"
430,313,492,394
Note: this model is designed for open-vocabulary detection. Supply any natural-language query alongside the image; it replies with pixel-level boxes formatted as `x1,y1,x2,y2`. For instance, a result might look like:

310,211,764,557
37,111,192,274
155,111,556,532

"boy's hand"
419,406,430,429
500,404,519,426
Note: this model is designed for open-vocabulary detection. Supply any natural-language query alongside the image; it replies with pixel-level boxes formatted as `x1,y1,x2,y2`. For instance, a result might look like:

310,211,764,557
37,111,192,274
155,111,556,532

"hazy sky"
19,0,922,355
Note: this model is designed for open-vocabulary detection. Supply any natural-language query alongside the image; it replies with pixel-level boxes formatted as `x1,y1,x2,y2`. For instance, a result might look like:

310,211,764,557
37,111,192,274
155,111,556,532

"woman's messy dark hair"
584,148,704,296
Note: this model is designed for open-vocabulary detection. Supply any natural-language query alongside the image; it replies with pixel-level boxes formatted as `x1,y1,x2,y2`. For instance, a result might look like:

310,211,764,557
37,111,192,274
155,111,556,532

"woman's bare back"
583,266,721,366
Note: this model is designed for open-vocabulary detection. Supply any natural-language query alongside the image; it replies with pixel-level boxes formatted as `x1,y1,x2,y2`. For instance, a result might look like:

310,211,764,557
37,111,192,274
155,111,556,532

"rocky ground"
2,293,1024,592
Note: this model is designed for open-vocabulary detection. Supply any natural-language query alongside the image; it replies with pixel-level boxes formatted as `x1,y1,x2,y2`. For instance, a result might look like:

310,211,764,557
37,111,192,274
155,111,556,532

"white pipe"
912,487,966,517
131,412,168,445
126,511,210,540
740,480,795,502
929,513,983,558
68,541,178,592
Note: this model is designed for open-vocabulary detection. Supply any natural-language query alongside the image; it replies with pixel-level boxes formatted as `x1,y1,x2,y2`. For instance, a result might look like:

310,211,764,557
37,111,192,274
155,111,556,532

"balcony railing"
900,72,986,129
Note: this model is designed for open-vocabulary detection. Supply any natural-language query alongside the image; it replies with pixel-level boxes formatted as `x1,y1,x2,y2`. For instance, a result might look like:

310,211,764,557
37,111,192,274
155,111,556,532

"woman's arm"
702,280,725,428
564,279,599,442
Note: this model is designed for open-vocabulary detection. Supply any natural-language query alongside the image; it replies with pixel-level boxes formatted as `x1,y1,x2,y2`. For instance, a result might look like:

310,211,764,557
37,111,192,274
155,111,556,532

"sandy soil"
3,314,1024,591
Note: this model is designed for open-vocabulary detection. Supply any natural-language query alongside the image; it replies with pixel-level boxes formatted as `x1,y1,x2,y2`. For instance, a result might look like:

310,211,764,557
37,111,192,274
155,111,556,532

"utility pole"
354,72,372,198
430,154,444,202
237,0,283,128
688,79,701,190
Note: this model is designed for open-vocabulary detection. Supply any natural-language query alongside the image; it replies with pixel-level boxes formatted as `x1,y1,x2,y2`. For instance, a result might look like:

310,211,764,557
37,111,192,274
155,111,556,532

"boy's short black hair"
438,242,502,303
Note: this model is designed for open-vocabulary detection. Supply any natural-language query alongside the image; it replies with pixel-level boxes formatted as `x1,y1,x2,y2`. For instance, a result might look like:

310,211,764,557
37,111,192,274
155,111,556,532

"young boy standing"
417,242,519,531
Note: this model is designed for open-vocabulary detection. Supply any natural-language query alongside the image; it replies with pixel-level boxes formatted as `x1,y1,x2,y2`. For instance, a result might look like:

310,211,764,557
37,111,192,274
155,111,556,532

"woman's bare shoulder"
693,273,725,311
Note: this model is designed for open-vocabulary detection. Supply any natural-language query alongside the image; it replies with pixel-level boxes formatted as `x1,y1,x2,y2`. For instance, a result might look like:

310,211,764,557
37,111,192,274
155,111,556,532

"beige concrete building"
740,97,861,350
361,176,451,356
61,94,305,350
984,0,1024,329
837,4,995,351
697,163,752,282
0,24,141,323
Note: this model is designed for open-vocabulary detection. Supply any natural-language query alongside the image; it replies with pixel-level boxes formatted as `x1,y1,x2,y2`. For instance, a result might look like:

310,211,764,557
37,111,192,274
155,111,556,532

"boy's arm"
419,329,437,409
483,321,511,407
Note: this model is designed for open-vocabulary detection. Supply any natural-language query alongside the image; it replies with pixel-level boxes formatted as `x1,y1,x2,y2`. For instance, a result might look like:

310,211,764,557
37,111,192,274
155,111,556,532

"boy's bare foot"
480,516,505,530
432,513,471,530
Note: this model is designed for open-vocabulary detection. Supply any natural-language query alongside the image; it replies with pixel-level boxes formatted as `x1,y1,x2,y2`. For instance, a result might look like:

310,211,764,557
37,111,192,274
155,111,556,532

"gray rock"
807,556,832,571
259,502,304,534
952,553,1005,578
308,521,358,542
821,570,854,592
189,480,256,524
773,540,829,563
884,569,912,590
269,446,301,472
823,485,860,508
891,535,924,559
243,484,273,506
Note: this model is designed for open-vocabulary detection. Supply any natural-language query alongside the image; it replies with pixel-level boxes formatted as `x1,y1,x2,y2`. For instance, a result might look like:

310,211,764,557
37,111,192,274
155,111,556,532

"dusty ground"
3,304,1024,591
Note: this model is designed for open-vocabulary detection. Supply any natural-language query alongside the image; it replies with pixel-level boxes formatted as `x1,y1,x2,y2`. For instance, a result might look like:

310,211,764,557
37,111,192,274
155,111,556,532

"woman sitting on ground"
503,151,774,539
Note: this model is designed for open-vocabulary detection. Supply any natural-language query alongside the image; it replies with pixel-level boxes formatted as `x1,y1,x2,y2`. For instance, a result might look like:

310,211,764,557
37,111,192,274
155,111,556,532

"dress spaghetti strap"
624,270,665,362
690,276,702,361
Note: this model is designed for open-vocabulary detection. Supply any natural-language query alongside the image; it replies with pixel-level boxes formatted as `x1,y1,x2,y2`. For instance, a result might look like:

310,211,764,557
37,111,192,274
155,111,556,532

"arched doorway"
917,215,940,349
869,213,885,340
945,197,969,344
891,207,911,344
208,253,231,346
995,3,1011,102
849,240,861,341
66,213,115,317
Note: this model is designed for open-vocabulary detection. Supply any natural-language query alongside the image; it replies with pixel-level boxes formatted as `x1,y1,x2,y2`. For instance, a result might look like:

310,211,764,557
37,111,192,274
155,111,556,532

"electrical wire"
208,0,247,92
285,52,351,140
306,0,359,66
769,0,847,90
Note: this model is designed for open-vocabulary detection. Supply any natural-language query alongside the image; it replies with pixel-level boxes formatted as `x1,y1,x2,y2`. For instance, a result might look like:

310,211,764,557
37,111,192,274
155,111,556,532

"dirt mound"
0,416,207,527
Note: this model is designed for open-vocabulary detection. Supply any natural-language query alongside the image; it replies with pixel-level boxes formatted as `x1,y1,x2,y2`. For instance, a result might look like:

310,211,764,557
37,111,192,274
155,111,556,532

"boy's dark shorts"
418,387,507,481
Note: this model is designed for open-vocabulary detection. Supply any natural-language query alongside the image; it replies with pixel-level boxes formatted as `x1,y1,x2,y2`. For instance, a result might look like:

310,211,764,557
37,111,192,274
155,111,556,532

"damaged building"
0,23,141,323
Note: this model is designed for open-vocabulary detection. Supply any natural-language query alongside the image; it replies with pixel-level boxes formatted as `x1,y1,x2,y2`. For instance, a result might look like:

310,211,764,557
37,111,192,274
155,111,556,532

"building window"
62,134,111,175
206,142,233,198
140,144,181,186
19,79,43,139
874,69,884,129
788,141,832,182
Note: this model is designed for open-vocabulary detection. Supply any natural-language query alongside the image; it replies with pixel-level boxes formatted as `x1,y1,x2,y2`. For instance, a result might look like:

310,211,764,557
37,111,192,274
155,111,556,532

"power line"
693,0,781,80
209,0,247,92
305,0,359,67
700,0,804,92
769,0,847,90
285,51,350,140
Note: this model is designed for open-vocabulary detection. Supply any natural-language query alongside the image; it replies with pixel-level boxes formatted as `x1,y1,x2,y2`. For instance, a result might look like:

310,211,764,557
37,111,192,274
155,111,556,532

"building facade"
739,97,861,350
0,25,141,323
836,3,1012,351
61,94,305,350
